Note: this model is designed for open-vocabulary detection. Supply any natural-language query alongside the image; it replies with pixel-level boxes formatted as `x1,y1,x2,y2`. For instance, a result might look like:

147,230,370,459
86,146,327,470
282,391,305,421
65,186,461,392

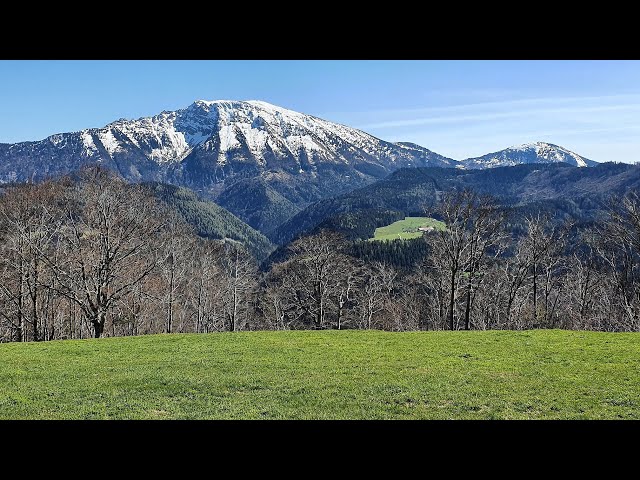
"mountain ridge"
0,99,602,236
0,99,456,193
0,100,601,186
461,141,598,169
268,161,634,246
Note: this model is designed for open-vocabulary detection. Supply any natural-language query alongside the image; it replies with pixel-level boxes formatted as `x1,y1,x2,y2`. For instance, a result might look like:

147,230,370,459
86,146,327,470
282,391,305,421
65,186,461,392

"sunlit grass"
370,217,445,242
0,330,637,419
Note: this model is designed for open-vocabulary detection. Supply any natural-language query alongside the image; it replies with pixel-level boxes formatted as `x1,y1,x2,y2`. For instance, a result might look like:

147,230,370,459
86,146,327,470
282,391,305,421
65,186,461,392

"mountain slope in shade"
461,142,598,169
215,177,300,235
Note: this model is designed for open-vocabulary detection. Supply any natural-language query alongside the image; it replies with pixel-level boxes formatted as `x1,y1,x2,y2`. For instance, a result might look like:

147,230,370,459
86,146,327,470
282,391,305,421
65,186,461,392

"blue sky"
0,60,639,163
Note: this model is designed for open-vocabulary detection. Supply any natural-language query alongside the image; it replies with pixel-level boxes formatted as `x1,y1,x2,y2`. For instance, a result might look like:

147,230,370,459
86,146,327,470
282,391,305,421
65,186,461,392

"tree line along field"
370,217,446,242
0,330,637,419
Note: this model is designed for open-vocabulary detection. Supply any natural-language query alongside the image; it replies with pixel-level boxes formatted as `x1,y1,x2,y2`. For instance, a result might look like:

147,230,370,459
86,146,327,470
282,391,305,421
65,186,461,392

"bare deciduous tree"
594,192,640,331
426,191,507,330
43,167,168,338
219,242,257,332
265,231,358,330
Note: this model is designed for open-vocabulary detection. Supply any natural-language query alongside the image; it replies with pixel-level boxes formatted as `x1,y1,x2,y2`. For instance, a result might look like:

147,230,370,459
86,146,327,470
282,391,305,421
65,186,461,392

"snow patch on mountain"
98,130,121,155
81,132,97,156
218,124,241,153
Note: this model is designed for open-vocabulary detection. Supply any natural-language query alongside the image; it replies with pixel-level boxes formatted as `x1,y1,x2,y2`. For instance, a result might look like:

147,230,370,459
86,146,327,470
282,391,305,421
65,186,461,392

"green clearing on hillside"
0,330,637,419
370,216,445,241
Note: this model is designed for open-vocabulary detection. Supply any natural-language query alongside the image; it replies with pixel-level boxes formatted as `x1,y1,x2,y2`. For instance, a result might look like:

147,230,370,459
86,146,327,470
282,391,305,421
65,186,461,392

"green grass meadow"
0,330,637,419
371,216,446,241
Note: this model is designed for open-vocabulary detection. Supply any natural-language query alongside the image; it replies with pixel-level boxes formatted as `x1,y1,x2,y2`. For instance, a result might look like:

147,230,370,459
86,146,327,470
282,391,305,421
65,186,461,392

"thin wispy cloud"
332,92,640,163
358,104,640,129
324,93,640,120
528,125,640,138
355,95,640,130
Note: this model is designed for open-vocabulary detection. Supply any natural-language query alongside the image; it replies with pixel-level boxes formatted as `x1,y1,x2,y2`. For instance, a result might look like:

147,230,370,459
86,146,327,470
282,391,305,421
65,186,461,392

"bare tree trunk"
31,258,39,341
579,265,592,325
196,278,203,334
167,262,174,334
464,277,472,330
92,314,104,338
232,250,238,332
337,290,345,330
18,258,24,342
231,285,237,332
532,262,538,327
448,267,456,330
315,280,323,329
91,309,107,338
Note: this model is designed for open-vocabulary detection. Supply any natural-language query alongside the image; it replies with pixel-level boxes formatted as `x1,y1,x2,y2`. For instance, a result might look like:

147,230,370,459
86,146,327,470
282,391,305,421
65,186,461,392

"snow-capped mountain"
0,100,601,234
0,99,456,187
460,142,598,169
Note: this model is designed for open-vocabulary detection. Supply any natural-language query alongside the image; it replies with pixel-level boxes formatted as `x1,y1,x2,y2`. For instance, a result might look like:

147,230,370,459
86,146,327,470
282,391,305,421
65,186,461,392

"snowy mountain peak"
187,99,290,116
193,99,217,106
462,141,597,169
0,99,457,187
245,99,282,109
192,99,239,105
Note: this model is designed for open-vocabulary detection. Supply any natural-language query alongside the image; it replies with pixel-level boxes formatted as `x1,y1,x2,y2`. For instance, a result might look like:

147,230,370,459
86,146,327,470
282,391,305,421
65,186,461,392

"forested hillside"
214,177,301,235
147,182,275,260
270,162,640,245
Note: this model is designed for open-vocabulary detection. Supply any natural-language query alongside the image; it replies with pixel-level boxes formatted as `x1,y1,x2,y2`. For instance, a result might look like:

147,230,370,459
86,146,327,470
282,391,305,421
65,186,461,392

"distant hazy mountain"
461,142,598,169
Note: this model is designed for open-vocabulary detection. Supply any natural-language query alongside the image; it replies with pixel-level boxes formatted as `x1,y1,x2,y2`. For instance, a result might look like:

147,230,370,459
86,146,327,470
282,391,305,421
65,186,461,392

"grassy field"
0,330,637,419
370,216,446,241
